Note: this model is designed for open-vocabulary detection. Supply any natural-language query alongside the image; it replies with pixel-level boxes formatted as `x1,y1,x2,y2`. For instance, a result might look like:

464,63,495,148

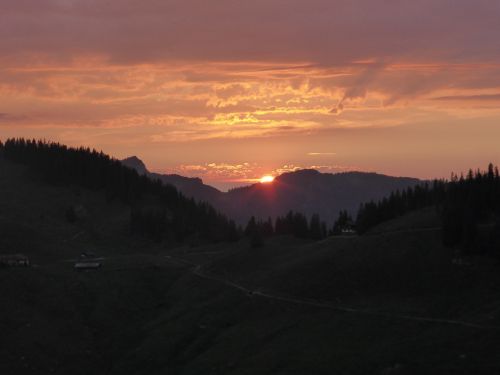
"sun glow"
260,175,275,183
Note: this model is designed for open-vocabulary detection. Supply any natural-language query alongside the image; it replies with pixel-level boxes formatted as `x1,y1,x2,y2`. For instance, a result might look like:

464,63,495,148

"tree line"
243,211,329,247
1,138,239,243
355,180,448,234
4,139,499,254
351,164,500,257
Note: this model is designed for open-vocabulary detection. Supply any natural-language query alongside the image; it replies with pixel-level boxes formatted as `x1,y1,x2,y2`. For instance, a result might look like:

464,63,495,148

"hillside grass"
1,156,500,374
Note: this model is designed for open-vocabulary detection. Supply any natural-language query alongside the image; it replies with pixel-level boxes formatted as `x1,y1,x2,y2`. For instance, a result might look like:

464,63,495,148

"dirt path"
47,239,500,331
164,255,500,331
367,226,442,236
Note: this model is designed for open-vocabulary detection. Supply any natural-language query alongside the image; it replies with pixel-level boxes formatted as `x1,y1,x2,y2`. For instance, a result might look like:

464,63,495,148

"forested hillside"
353,164,500,257
1,139,239,243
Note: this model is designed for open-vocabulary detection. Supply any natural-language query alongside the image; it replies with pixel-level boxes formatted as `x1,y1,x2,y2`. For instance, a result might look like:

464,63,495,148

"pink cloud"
1,0,500,187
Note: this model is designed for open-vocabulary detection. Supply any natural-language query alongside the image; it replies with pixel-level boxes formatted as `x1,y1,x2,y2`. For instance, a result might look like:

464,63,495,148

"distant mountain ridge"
121,156,221,203
222,169,421,225
121,156,421,225
121,156,148,175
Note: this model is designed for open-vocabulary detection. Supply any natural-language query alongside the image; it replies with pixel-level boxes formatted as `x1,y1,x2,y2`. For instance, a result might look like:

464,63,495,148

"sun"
260,175,275,183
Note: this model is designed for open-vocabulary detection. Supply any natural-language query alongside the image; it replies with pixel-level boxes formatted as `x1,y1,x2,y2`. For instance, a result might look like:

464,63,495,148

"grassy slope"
1,156,500,375
0,157,150,262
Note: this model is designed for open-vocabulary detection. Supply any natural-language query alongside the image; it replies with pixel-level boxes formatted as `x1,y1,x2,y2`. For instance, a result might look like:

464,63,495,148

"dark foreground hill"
2,153,500,374
1,139,239,244
122,156,420,225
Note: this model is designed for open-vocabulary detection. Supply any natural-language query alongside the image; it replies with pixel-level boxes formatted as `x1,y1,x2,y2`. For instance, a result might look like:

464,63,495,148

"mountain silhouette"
223,169,421,225
122,157,421,225
121,156,221,203
121,156,148,175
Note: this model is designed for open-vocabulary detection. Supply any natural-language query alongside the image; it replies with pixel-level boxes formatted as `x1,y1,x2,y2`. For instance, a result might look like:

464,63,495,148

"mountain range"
122,156,421,225
121,156,220,203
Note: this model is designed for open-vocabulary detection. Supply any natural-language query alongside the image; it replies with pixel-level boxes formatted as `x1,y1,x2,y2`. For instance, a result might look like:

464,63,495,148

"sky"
1,0,500,190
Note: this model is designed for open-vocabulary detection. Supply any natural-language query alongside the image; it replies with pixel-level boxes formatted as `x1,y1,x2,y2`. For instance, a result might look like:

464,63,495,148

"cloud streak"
163,161,360,190
1,1,500,185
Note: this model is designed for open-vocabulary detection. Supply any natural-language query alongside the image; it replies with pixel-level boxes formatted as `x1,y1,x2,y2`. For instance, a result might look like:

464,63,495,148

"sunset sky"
1,0,500,190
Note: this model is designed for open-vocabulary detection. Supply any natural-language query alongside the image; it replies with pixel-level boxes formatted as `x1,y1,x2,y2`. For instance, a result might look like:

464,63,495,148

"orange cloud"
1,0,500,187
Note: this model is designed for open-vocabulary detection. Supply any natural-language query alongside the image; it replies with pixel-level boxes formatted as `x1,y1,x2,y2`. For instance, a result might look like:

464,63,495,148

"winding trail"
164,255,500,331
366,226,442,236
51,227,500,331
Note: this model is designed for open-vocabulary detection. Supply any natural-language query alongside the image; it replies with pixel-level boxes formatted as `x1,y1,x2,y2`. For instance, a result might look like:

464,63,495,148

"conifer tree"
309,214,323,240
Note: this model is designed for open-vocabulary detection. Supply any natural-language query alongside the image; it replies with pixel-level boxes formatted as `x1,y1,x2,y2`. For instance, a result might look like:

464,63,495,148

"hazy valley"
122,156,421,226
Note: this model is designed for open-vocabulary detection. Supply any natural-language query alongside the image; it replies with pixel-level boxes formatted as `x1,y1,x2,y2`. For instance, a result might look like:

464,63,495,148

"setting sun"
2,1,500,373
260,175,275,183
